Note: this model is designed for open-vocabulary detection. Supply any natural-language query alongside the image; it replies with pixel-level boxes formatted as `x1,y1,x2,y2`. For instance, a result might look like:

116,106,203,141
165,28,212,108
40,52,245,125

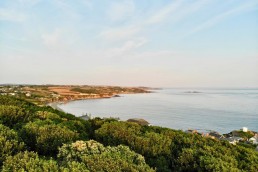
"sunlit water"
58,88,258,133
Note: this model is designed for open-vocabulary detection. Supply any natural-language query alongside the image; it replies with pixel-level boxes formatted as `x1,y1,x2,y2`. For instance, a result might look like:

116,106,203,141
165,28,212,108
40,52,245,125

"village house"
222,137,243,145
249,134,258,145
79,114,92,121
26,92,31,97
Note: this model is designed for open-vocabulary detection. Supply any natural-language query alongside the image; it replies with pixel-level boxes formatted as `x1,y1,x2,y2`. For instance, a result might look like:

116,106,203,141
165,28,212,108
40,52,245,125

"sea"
58,88,258,134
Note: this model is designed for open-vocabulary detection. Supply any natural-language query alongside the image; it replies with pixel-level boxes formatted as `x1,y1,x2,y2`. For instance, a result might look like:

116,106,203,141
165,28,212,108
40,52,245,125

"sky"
0,0,258,87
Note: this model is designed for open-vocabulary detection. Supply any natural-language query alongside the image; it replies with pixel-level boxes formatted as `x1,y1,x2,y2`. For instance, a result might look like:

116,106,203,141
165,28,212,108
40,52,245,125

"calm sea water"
58,88,258,134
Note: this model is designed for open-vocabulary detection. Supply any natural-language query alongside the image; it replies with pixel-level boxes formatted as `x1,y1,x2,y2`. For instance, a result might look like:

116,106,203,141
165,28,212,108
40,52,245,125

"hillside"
0,95,258,171
0,85,151,105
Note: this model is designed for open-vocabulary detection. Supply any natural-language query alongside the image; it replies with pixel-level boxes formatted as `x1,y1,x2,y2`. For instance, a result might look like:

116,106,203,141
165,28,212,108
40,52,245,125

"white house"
26,93,31,97
249,134,258,145
242,127,248,132
223,137,243,145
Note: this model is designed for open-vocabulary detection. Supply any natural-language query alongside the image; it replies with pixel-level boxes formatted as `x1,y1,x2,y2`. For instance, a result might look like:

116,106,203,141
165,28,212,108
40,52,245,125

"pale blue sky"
0,0,258,87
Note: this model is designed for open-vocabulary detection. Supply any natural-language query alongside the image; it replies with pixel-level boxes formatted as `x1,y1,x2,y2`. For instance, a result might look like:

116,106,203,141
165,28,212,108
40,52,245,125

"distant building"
249,134,258,145
222,137,243,145
26,93,31,97
242,127,248,132
79,114,91,121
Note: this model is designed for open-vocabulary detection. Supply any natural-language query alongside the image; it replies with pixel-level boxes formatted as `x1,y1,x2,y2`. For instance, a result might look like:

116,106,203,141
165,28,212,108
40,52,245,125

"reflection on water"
58,88,258,133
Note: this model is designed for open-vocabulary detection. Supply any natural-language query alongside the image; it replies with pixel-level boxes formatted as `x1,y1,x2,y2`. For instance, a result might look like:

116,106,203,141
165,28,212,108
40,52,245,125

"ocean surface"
58,88,258,134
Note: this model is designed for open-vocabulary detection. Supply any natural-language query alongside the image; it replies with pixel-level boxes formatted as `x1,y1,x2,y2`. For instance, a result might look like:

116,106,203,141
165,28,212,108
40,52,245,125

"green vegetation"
0,105,33,128
2,151,59,172
95,121,258,171
0,124,24,165
0,85,150,105
2,151,89,172
21,120,79,155
0,95,258,171
58,140,154,172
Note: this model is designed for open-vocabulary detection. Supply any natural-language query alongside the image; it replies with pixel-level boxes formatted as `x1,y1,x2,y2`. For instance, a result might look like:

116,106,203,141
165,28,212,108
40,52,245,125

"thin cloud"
18,0,42,7
104,37,148,58
0,8,27,22
99,0,212,42
186,1,258,36
99,26,141,41
168,0,212,24
41,29,63,48
146,1,183,24
52,0,81,20
107,0,135,22
78,0,92,8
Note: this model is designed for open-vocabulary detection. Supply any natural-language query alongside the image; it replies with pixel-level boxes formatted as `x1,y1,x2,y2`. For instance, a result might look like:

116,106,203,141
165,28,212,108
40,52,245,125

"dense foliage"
0,124,24,165
2,151,89,172
95,121,258,172
2,151,59,172
0,95,258,171
0,105,33,128
21,120,79,155
58,140,154,172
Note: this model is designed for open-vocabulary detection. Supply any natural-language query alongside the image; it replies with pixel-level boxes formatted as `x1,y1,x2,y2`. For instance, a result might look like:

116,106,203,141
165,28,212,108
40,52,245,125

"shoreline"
0,84,152,106
48,96,258,147
52,100,258,137
47,102,65,112
47,91,151,106
47,91,152,111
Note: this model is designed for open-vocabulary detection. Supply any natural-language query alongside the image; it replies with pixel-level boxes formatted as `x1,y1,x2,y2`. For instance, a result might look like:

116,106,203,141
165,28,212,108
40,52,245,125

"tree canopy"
0,95,257,171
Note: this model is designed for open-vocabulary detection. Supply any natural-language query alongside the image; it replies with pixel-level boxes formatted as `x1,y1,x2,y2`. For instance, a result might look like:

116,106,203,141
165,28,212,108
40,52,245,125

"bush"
2,151,89,172
60,161,89,172
2,151,58,172
59,119,90,140
0,95,78,120
95,121,173,171
21,120,79,155
58,140,155,172
95,121,258,172
0,105,33,127
36,111,61,121
0,124,24,165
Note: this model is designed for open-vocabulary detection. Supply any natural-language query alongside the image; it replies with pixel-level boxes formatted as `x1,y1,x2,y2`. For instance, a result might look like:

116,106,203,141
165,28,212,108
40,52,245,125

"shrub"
21,120,79,155
58,140,155,172
2,151,90,172
0,105,33,127
2,151,59,172
60,161,89,172
0,124,24,165
59,119,90,140
95,121,173,171
35,111,61,121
